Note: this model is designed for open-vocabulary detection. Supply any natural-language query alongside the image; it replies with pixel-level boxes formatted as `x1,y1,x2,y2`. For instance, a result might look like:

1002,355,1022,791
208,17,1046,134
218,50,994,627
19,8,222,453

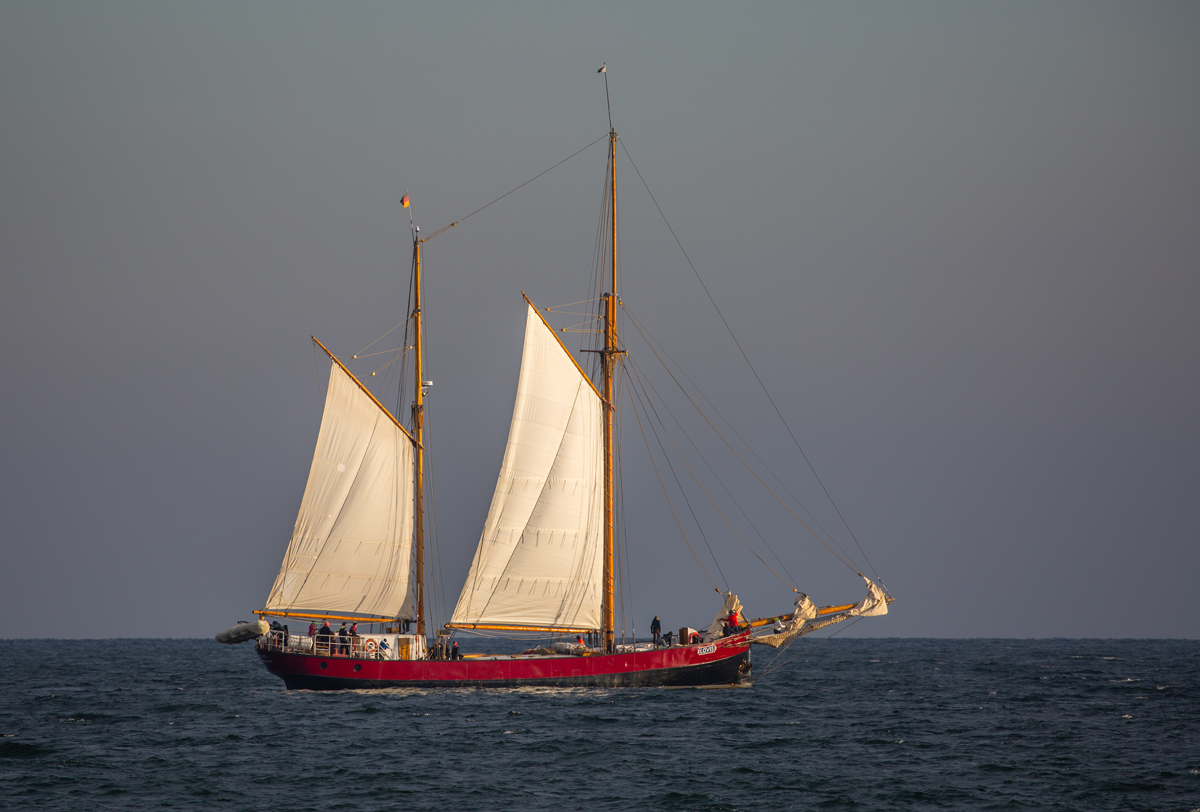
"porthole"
319,661,328,669
353,664,362,672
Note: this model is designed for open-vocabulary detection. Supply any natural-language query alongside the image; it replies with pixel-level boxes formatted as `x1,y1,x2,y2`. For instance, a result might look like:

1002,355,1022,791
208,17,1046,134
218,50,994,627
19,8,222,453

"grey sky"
1,2,1196,639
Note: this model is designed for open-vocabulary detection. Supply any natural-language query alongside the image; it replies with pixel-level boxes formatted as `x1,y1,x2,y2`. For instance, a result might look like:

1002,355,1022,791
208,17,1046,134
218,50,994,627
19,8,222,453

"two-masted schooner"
222,113,889,689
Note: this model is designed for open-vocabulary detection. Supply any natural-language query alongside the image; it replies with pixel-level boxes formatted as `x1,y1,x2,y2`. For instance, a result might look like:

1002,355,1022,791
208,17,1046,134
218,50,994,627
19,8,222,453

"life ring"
365,639,377,653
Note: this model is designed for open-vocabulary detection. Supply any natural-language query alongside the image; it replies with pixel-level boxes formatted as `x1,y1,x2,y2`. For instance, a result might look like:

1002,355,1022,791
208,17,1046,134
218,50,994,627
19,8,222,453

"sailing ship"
223,113,890,689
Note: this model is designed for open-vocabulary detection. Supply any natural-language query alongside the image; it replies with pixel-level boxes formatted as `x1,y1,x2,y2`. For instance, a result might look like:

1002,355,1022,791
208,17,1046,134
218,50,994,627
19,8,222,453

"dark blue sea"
1,639,1197,811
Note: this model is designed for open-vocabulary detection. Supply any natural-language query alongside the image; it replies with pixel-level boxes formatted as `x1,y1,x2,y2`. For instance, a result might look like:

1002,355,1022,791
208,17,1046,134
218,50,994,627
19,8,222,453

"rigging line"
756,617,862,682
622,306,857,573
560,316,602,331
622,307,861,574
422,135,608,243
313,342,324,406
426,415,449,631
627,361,728,590
374,337,405,419
626,355,799,589
623,342,797,580
617,492,626,644
370,350,406,378
616,363,635,644
393,249,417,423
624,373,718,592
592,140,612,363
585,149,610,361
620,141,880,584
600,63,612,131
353,346,412,360
626,359,795,591
356,318,409,358
547,298,604,310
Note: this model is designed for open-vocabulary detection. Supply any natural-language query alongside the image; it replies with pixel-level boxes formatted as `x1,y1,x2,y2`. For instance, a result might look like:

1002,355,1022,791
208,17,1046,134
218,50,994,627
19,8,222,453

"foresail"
264,363,416,618
450,304,604,630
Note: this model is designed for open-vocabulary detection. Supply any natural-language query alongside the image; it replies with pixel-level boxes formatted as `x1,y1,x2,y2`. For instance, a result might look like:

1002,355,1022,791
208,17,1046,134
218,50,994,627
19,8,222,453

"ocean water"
1,638,1196,811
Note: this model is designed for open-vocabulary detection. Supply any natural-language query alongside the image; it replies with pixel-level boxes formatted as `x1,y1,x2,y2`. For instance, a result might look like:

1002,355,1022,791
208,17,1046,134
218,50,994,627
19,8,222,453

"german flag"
401,194,410,208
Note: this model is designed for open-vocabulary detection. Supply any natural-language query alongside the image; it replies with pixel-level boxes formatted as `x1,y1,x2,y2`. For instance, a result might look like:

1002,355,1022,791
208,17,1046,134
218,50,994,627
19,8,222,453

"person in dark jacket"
336,622,349,656
650,616,661,644
451,641,460,660
318,621,333,654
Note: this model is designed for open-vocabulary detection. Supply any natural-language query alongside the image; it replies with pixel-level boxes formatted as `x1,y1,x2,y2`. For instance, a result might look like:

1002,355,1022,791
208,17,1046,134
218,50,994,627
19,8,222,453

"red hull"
257,634,752,689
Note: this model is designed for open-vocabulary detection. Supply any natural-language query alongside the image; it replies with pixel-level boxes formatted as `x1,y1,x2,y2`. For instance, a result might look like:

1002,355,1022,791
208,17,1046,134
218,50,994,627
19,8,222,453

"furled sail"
704,592,746,643
263,362,416,618
749,594,817,648
751,577,889,647
450,304,605,630
848,575,889,617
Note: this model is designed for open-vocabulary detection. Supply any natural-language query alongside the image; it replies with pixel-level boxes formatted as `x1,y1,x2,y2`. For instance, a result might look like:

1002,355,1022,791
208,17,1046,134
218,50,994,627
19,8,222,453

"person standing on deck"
651,616,661,645
336,622,349,656
724,609,741,637
308,621,317,638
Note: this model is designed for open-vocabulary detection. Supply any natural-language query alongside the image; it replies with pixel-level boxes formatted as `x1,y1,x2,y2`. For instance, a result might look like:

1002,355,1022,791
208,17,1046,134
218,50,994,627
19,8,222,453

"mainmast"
602,126,618,653
411,229,427,639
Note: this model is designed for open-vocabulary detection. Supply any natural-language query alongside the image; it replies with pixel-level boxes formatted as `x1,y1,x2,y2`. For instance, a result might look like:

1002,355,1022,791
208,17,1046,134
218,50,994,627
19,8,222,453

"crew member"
650,615,661,645
724,609,740,636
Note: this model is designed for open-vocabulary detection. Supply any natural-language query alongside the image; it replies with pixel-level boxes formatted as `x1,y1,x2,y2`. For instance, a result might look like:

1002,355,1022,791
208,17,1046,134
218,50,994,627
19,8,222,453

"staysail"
263,362,416,618
450,304,605,630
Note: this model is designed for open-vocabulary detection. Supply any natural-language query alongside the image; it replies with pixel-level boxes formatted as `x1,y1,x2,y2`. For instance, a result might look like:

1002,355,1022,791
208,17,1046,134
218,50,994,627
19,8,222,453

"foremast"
602,126,618,653
412,231,427,639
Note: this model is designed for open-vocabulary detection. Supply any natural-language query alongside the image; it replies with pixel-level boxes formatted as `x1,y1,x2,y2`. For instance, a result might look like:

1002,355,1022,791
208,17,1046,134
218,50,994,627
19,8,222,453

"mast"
412,231,427,639
602,126,618,653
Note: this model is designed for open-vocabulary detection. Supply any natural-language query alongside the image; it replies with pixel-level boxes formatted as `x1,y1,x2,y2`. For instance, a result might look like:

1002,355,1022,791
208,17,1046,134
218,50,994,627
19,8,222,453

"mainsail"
450,304,605,630
264,362,416,618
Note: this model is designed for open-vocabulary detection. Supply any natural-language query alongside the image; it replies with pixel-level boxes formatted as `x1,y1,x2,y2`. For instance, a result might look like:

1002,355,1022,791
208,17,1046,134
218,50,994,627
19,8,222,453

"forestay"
264,363,416,618
451,304,605,630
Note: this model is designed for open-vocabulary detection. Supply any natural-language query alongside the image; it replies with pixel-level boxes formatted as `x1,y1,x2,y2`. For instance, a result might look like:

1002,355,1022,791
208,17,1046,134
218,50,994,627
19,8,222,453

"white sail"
848,575,889,617
450,304,605,630
264,362,416,618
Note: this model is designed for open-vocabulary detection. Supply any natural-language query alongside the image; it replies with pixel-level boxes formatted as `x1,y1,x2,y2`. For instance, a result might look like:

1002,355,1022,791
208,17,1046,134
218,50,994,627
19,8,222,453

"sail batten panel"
264,364,416,619
451,304,604,630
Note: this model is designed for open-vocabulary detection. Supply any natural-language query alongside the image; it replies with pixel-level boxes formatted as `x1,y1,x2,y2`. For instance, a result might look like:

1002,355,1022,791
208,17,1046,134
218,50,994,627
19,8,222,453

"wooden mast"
602,126,618,653
412,232,427,639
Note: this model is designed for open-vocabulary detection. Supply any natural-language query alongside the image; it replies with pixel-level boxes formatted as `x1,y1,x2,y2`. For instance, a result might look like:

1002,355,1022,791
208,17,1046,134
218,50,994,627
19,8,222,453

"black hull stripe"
268,651,750,690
